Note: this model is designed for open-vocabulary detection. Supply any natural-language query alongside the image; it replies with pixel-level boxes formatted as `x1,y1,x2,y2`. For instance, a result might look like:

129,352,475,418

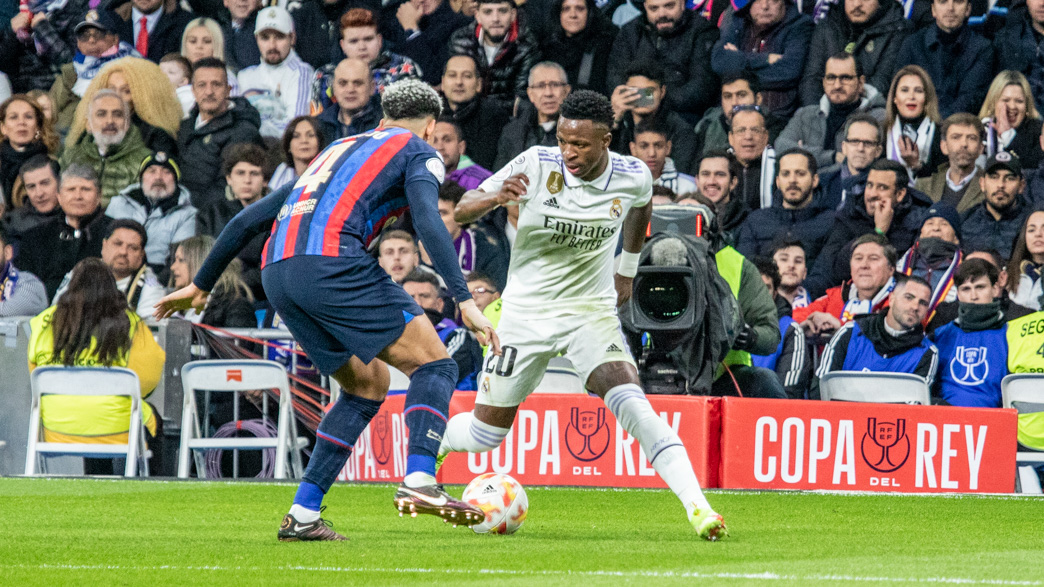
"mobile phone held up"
631,87,656,109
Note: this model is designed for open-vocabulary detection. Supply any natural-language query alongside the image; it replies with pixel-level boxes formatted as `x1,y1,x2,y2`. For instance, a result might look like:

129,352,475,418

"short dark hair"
379,229,416,250
894,272,931,292
560,89,614,129
105,218,148,248
477,0,516,5
435,117,464,141
191,57,227,80
826,51,863,77
465,270,498,290
633,120,670,141
851,233,898,267
443,53,480,77
868,159,910,190
777,147,819,176
402,268,441,289
652,184,677,201
280,116,328,166
697,150,740,180
222,142,271,180
623,61,666,86
940,113,985,142
965,248,1004,267
954,257,999,287
720,70,760,95
439,180,466,204
754,256,781,290
769,236,806,258
19,154,59,181
843,112,883,144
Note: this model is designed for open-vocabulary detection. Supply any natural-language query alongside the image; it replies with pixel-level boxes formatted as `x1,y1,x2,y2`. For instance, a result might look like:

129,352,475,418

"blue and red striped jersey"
263,127,444,266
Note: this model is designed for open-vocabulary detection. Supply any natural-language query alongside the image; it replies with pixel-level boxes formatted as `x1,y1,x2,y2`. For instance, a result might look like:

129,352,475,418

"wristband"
617,251,640,278
874,228,885,235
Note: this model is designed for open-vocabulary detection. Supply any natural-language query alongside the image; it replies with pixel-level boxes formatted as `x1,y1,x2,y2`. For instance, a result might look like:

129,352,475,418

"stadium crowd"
4,0,1044,455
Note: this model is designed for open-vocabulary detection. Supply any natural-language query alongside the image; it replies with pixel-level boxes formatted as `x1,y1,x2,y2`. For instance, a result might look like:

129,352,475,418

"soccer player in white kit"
437,90,727,540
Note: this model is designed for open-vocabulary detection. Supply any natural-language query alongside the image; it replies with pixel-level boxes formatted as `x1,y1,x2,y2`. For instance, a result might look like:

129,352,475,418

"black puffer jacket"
539,0,617,96
176,98,263,210
441,95,511,171
799,0,911,105
448,20,541,111
607,10,720,121
494,101,558,170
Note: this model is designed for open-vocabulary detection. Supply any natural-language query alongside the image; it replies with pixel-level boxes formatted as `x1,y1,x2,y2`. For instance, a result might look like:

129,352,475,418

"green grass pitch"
1,478,1042,586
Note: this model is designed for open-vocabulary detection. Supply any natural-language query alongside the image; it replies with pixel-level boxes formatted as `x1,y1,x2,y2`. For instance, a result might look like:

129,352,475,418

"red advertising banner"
719,398,1017,493
337,392,721,488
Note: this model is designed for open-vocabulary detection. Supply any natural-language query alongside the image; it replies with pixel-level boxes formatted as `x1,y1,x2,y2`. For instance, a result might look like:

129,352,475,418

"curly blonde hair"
65,57,183,150
0,95,60,154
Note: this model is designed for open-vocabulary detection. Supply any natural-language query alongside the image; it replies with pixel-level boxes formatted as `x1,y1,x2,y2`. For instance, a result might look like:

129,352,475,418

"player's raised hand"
495,174,529,206
459,299,501,356
154,283,210,320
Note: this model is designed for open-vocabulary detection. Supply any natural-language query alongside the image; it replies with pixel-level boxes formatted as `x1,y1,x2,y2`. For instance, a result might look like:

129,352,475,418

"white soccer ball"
462,472,528,535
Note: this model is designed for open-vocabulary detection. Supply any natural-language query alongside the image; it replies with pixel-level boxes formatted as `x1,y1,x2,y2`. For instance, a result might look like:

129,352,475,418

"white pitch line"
1,563,1040,584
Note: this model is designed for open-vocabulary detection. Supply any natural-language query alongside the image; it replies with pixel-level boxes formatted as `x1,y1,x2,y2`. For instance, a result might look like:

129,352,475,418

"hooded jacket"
775,85,887,169
105,183,198,267
176,97,263,210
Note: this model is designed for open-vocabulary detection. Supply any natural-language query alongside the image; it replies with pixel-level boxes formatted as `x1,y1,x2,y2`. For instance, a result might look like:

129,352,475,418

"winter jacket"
237,50,314,138
607,9,720,121
0,0,86,93
105,183,198,268
734,197,836,269
894,25,994,117
612,108,697,174
441,95,511,171
222,13,260,72
798,0,911,105
316,94,382,142
993,3,1044,104
913,166,984,214
380,0,470,86
710,4,813,117
448,20,541,112
494,102,559,170
540,0,617,95
176,97,263,210
774,85,886,169
109,0,194,63
15,208,113,298
792,278,892,325
693,106,787,161
1027,161,1044,208
985,117,1043,172
59,125,152,208
1,205,62,240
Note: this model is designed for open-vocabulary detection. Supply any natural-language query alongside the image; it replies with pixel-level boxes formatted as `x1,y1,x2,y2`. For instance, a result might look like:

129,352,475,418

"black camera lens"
636,275,689,322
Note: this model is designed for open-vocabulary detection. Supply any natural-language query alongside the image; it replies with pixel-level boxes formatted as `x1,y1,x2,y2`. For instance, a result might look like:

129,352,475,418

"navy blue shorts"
261,255,423,375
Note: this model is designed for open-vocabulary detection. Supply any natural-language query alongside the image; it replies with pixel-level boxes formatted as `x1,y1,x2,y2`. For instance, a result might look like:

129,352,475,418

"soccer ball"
462,472,528,535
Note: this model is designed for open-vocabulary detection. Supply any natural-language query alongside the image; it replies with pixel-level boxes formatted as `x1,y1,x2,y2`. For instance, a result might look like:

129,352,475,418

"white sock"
604,383,713,519
403,472,437,488
288,504,320,523
438,411,510,455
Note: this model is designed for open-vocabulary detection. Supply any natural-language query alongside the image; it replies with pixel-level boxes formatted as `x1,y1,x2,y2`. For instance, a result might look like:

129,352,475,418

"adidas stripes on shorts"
475,308,636,408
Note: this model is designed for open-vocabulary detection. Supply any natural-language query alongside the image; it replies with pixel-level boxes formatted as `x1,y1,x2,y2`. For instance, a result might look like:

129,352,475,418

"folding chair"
532,357,585,394
25,366,149,477
819,372,931,405
1001,374,1044,494
178,360,304,479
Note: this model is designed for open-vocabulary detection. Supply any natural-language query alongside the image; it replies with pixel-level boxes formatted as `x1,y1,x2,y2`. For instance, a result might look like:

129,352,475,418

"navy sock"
403,358,457,474
301,394,384,492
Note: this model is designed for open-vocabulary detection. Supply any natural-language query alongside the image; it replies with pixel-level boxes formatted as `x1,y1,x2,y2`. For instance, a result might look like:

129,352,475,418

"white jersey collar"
562,152,615,191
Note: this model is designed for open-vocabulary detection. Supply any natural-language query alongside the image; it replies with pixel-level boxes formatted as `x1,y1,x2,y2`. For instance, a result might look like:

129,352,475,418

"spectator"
914,113,985,213
812,273,938,398
927,248,1035,335
932,258,1013,407
27,257,166,474
693,72,784,161
316,58,381,142
269,116,327,191
493,62,570,170
896,202,963,323
52,219,165,323
751,255,813,399
817,112,883,210
728,105,774,210
735,148,834,267
25,90,54,124
2,155,62,238
105,151,197,271
381,0,470,86
884,65,943,181
771,236,811,307
607,0,720,122
775,52,886,170
0,224,48,317
17,164,114,298
440,54,510,171
992,0,1044,107
428,119,491,191
402,268,483,390
631,121,697,195
221,0,263,72
609,61,697,174
427,181,509,290
160,54,195,118
0,0,84,94
799,0,911,105
180,17,240,95
49,10,138,136
60,90,151,207
377,229,421,283
1006,210,1044,311
66,57,183,156
177,57,263,209
893,0,992,118
448,0,541,112
710,0,813,117
540,0,616,95
237,6,314,138
807,159,930,296
466,270,501,313
979,71,1043,172
168,234,255,326
310,8,421,114
694,150,748,240
0,95,60,209
109,0,193,63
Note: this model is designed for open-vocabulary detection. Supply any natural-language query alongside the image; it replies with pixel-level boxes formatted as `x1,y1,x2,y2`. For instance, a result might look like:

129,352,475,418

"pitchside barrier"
337,393,1018,494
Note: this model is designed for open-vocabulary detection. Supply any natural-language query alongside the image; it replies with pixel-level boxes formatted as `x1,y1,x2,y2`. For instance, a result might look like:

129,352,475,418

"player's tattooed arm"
614,202,652,307
454,174,530,224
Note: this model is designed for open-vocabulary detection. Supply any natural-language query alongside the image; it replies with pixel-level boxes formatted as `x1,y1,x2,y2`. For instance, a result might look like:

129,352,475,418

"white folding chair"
1001,374,1044,493
532,357,585,394
819,372,931,405
25,366,149,477
178,360,303,479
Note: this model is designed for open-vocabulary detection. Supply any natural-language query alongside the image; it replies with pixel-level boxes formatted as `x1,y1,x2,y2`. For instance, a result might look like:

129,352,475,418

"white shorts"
475,308,636,408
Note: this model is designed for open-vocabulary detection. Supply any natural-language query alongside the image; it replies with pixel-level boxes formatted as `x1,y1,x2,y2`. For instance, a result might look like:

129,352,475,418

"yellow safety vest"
1005,312,1044,451
715,246,752,368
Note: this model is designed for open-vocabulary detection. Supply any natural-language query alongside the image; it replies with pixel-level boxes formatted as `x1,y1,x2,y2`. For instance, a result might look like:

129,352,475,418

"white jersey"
478,146,652,317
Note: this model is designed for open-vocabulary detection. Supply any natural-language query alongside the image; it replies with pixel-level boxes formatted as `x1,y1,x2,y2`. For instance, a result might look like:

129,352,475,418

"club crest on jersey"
547,171,564,194
949,346,989,385
610,199,622,219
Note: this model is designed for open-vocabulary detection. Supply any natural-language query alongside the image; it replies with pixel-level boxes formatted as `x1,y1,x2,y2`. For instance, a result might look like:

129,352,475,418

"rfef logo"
565,407,610,461
861,418,910,473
